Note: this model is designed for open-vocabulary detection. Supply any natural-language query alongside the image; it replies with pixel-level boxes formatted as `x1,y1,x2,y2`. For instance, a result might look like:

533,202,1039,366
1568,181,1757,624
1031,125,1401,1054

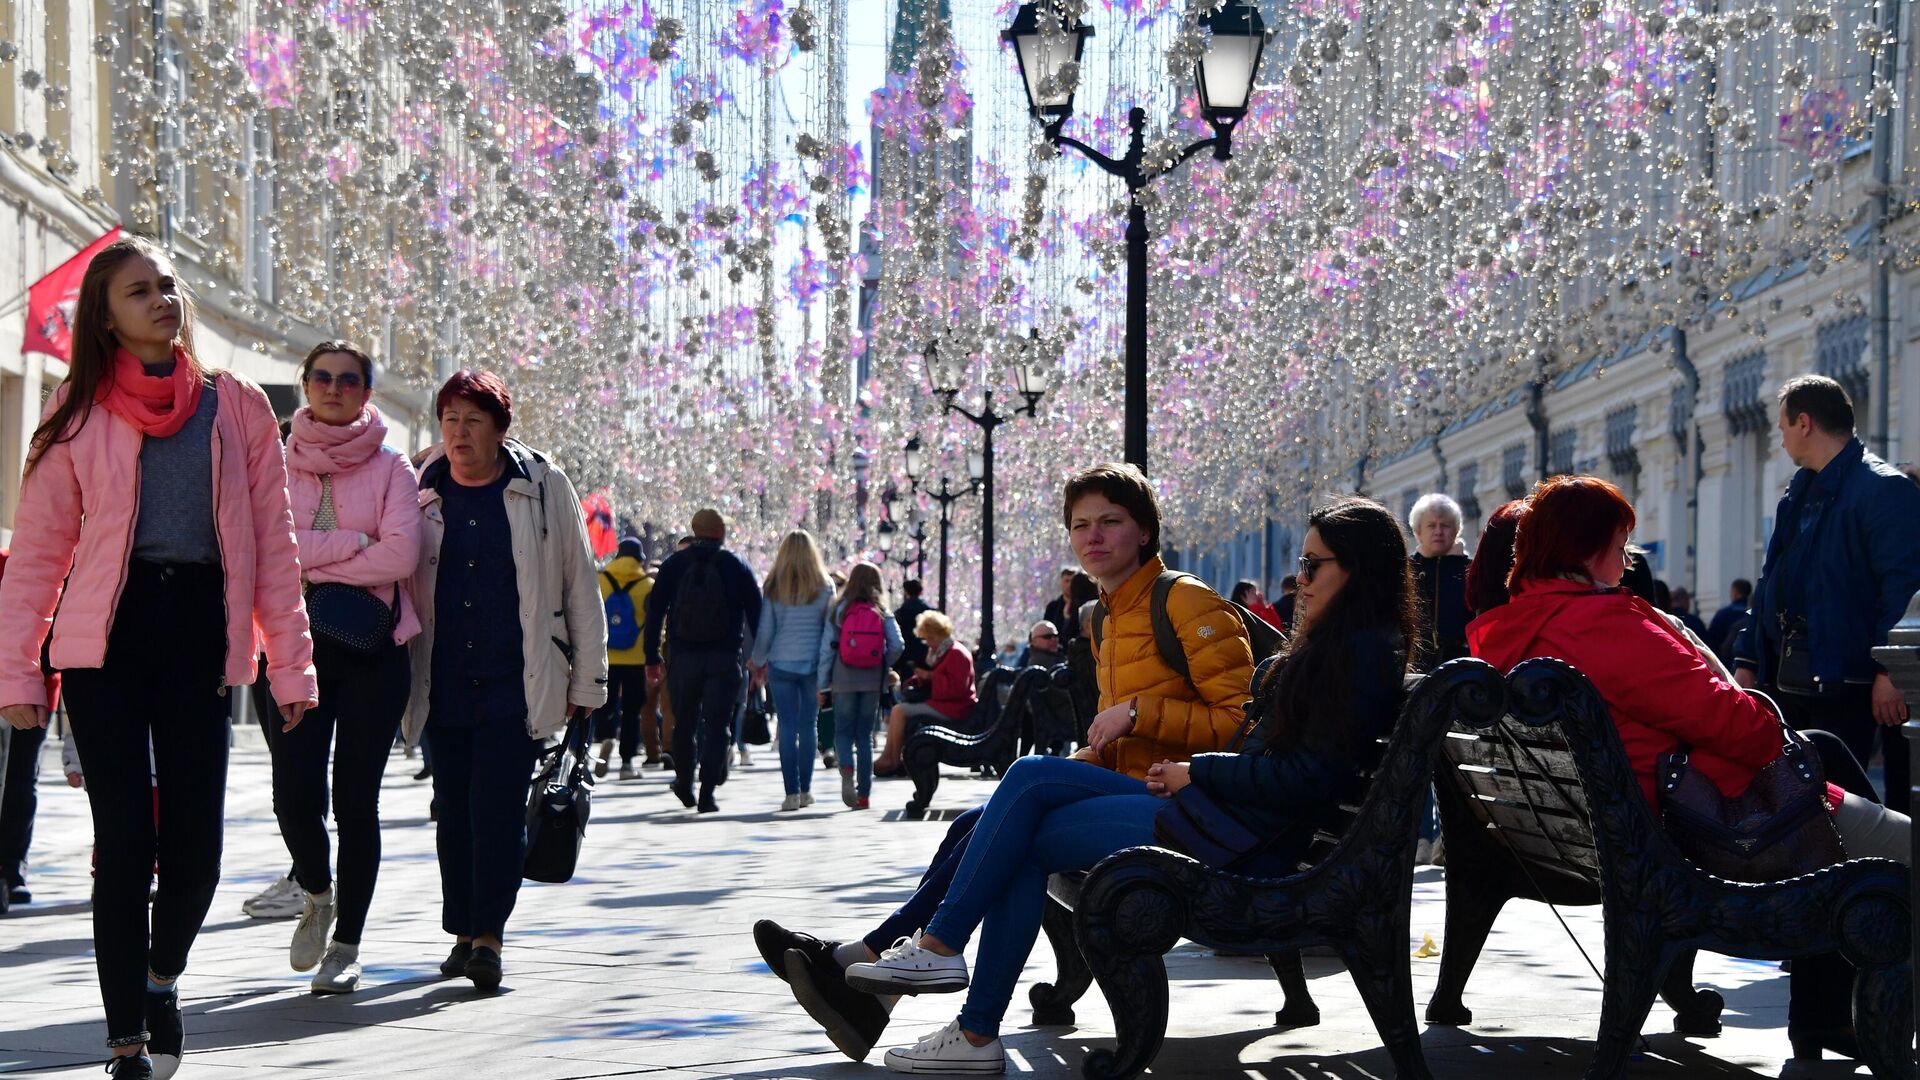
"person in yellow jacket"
753,462,1253,1066
594,534,655,779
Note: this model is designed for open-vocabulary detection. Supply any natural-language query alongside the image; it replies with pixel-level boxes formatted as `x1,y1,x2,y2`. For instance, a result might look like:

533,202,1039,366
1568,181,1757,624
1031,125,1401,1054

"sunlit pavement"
0,734,1860,1078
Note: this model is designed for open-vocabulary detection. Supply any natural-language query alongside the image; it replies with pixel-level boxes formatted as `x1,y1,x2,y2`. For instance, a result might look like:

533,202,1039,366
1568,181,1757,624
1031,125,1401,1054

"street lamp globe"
904,436,926,481
967,449,986,482
1195,1,1266,128
877,518,896,553
1013,328,1053,400
924,336,965,399
1001,1,1094,123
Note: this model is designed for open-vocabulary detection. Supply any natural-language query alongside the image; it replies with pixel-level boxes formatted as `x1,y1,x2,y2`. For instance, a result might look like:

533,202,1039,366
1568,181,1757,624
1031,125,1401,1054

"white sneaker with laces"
883,1019,1004,1074
780,793,801,812
310,942,361,994
290,888,336,972
241,874,304,919
846,931,969,994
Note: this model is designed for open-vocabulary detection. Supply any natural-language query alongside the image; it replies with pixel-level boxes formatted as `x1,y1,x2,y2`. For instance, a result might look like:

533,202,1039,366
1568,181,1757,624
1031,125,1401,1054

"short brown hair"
1778,374,1854,436
302,339,374,387
1062,463,1162,561
436,370,512,430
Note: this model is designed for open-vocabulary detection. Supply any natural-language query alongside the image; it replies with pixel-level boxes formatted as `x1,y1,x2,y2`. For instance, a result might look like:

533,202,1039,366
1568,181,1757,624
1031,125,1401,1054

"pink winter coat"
285,406,423,644
0,373,316,710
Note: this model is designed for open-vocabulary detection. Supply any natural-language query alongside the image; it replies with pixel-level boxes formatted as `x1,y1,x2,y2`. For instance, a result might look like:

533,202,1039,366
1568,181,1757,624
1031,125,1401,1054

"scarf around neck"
99,345,204,439
287,405,389,475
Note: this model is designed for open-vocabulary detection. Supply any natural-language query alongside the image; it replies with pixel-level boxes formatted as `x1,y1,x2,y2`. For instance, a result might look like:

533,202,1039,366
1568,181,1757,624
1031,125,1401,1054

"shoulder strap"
1088,601,1106,651
614,576,639,597
1151,571,1192,682
602,569,617,593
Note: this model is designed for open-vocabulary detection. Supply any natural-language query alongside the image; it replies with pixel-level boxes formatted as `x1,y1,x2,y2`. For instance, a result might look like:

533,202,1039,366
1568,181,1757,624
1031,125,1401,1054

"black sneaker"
438,942,473,978
670,779,696,808
785,946,890,1061
8,882,29,905
144,986,183,1080
105,1055,154,1079
696,796,720,814
660,752,675,771
753,920,838,982
465,945,502,992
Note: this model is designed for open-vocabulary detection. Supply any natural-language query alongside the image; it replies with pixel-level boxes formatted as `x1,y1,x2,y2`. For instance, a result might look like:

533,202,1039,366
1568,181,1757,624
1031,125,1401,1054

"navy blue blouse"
429,469,525,728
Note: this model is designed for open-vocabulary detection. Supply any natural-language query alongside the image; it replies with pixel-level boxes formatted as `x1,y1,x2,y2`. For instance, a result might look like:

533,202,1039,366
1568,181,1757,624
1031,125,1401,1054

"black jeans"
269,637,410,945
0,722,47,887
62,561,228,1047
669,649,742,796
593,664,649,764
425,710,541,940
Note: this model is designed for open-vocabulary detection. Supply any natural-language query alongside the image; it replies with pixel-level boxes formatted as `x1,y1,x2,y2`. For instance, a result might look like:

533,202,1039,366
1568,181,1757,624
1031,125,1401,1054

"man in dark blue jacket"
1734,375,1920,809
645,508,762,813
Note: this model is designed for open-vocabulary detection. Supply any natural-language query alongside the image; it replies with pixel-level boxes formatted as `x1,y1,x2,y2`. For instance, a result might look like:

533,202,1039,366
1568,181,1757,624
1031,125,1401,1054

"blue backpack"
603,571,642,651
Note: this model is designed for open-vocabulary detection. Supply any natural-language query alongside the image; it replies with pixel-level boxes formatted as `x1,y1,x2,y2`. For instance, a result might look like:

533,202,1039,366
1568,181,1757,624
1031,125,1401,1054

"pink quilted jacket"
0,374,317,709
285,407,424,645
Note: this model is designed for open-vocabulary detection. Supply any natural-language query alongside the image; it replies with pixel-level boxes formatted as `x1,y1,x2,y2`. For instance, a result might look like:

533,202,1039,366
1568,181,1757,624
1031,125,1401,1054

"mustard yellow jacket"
1092,557,1254,779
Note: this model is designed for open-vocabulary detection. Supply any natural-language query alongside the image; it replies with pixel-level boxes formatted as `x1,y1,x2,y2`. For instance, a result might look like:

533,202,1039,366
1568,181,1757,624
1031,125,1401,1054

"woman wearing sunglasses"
273,341,423,994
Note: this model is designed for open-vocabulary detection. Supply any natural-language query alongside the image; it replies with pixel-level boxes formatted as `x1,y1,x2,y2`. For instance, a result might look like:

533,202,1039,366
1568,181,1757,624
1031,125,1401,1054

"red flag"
581,491,617,559
22,226,123,361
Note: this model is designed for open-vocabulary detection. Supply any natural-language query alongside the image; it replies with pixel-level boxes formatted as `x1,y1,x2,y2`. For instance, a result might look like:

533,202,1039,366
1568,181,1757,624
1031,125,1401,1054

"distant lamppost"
904,435,976,613
877,485,928,586
923,327,1050,664
1002,0,1265,472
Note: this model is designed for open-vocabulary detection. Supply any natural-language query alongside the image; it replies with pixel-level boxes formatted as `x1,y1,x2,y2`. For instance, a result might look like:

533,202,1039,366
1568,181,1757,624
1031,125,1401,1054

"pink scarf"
287,405,389,475
98,345,203,438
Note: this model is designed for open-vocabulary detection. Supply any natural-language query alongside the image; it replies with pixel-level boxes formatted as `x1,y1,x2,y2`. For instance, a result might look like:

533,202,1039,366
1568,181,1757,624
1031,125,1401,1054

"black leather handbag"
306,582,398,654
1773,615,1818,696
741,684,772,746
1657,691,1845,883
524,710,595,884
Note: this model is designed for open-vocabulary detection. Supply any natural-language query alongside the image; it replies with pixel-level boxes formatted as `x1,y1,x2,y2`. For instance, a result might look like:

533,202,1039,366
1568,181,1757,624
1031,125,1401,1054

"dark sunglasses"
1035,632,1059,640
1297,553,1337,583
306,369,365,391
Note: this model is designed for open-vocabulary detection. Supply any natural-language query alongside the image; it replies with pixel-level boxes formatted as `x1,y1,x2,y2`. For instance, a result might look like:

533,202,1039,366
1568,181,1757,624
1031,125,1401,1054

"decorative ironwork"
1606,404,1641,476
1502,443,1530,500
1722,352,1771,435
1456,461,1481,523
1550,428,1577,476
1816,316,1871,409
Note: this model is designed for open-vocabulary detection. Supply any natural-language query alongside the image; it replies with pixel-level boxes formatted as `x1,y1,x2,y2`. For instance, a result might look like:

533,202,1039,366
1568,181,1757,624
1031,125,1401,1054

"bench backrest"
1434,716,1601,880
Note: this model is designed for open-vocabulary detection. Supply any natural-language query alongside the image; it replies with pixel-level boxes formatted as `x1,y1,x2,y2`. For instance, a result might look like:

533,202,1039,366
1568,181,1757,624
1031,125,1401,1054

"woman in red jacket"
874,609,976,774
1467,475,1908,1060
0,236,315,1080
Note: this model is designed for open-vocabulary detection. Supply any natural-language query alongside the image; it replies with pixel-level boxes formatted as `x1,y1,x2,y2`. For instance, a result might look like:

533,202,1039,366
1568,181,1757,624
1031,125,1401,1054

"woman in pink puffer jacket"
272,340,422,997
0,236,314,1080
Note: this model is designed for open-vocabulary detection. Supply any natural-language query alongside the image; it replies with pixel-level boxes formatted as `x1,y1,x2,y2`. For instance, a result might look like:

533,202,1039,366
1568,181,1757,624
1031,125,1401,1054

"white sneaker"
738,746,753,766
780,793,801,812
241,874,304,919
619,762,638,781
310,942,361,994
290,888,336,972
800,792,815,808
594,739,614,778
883,1019,1004,1074
846,932,969,994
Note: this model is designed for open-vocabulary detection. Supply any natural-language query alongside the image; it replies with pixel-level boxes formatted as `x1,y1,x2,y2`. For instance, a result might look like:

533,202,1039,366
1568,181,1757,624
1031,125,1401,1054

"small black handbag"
1773,614,1818,696
306,582,398,654
741,685,772,746
524,710,595,884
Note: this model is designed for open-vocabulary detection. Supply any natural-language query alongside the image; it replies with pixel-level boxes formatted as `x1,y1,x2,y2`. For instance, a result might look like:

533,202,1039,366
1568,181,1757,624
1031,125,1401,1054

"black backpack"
670,548,732,645
1087,571,1284,687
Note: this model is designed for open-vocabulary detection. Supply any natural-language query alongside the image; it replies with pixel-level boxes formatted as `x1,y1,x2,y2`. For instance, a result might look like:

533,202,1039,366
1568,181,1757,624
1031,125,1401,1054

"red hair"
1507,476,1636,589
1465,499,1528,614
435,369,512,431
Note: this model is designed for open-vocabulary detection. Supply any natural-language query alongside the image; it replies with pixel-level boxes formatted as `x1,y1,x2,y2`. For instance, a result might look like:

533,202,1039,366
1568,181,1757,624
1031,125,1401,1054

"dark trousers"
269,638,410,945
669,649,743,796
863,804,983,955
0,722,47,886
1789,729,1881,1030
593,664,650,764
62,561,228,1047
425,710,540,940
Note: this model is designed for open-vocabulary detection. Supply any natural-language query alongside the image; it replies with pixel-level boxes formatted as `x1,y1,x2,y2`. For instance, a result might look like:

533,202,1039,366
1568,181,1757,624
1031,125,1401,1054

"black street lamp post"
1002,0,1265,472
922,330,1049,666
877,488,930,590
904,436,975,614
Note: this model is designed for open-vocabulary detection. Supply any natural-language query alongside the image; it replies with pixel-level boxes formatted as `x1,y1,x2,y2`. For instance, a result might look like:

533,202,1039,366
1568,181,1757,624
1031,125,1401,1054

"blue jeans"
923,756,1157,1036
836,690,879,798
865,805,983,956
768,667,818,795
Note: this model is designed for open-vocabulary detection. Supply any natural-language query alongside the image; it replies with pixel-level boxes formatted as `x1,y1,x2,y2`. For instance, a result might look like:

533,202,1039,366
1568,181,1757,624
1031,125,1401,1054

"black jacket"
1186,627,1406,870
894,597,933,672
1410,552,1471,672
643,539,762,663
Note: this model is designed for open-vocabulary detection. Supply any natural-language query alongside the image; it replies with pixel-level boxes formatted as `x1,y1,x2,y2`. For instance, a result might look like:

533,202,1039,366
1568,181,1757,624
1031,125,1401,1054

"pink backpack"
837,603,887,669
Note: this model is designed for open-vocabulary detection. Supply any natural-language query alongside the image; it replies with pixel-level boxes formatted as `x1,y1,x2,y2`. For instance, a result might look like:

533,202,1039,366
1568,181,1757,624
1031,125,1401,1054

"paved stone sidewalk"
0,735,1870,1077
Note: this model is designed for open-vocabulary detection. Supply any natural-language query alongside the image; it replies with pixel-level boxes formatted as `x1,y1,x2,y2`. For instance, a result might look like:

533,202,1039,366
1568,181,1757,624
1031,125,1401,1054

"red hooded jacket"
1466,578,1784,809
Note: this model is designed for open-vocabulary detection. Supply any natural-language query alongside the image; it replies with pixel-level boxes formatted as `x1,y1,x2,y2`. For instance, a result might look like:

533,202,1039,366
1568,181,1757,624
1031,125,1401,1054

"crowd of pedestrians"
0,242,1914,1079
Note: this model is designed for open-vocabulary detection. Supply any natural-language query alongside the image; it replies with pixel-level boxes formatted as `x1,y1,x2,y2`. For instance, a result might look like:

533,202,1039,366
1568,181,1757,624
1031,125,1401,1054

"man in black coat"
893,579,932,677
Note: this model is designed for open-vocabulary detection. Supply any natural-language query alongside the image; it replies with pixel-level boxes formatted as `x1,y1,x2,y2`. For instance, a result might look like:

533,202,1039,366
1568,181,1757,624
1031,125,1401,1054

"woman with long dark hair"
0,236,315,1079
845,496,1414,1073
275,340,422,993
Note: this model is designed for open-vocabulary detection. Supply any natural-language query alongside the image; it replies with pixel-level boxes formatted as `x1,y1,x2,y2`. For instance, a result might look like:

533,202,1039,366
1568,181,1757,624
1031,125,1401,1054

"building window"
1606,404,1640,476
1502,443,1528,499
1722,352,1770,435
1550,428,1576,476
1400,487,1420,525
1815,316,1870,410
1456,461,1481,523
1668,383,1692,445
